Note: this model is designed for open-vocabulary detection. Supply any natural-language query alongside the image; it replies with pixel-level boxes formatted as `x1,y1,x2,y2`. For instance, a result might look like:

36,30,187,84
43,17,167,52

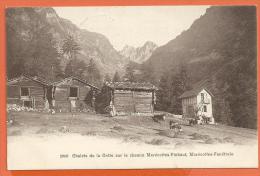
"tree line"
7,11,102,87
122,61,191,115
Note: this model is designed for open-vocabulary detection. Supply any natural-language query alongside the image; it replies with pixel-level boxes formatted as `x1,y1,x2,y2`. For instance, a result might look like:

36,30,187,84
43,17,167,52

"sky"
54,6,209,50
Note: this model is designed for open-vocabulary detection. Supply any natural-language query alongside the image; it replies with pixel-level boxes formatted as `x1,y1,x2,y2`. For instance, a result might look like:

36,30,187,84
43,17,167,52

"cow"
189,118,197,126
169,120,183,132
152,113,166,123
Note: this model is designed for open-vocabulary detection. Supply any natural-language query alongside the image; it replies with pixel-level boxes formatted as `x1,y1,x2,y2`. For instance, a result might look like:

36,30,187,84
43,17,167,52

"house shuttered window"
203,105,207,112
201,93,204,102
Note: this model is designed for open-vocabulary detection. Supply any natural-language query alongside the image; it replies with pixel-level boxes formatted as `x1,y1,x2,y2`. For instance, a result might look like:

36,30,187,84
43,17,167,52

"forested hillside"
143,6,257,128
6,7,125,86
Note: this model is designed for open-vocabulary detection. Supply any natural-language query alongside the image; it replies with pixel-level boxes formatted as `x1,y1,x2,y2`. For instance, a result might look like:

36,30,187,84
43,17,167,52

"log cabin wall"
30,86,46,109
114,90,135,113
113,89,154,114
134,91,153,113
54,85,92,112
7,76,47,109
53,78,97,112
7,85,23,106
102,82,157,115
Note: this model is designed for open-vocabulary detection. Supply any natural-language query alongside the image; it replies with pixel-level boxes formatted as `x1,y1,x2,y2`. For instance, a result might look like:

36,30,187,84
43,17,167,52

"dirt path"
7,112,257,146
7,112,258,170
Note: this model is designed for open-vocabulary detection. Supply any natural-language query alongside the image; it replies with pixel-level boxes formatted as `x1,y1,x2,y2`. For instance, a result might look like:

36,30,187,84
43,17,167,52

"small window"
201,93,204,102
21,87,29,96
203,105,207,112
69,87,78,98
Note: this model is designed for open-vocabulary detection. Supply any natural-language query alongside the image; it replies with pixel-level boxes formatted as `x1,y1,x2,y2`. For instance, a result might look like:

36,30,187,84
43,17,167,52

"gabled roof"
105,82,158,91
7,75,100,90
52,76,100,90
179,87,213,99
7,74,50,86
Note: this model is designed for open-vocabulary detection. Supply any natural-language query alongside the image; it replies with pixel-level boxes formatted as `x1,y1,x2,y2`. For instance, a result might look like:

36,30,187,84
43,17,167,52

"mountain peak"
120,41,157,63
143,41,157,47
122,44,135,50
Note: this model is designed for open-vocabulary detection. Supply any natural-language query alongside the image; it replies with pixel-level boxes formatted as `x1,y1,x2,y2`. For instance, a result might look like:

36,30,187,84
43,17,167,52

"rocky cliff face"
7,7,126,76
120,41,157,63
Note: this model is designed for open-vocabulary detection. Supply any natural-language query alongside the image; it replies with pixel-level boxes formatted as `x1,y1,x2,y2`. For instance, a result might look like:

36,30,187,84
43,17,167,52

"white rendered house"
180,88,214,124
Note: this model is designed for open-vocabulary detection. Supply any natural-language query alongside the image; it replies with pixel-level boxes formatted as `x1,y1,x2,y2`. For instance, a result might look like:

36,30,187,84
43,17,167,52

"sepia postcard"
5,5,258,170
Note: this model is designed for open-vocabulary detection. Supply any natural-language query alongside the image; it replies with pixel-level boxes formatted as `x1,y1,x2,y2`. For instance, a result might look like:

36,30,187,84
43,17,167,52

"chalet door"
70,99,77,112
23,100,33,108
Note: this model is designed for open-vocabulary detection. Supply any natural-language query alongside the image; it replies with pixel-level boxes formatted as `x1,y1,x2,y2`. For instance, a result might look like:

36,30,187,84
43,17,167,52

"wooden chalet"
7,75,49,109
50,76,100,112
102,82,157,115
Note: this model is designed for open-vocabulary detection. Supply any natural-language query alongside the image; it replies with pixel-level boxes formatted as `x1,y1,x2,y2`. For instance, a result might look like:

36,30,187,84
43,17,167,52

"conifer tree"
104,74,111,82
156,64,191,114
62,34,81,60
156,71,171,111
113,71,121,82
140,63,155,84
86,58,102,86
65,59,87,79
124,62,135,82
168,64,191,114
